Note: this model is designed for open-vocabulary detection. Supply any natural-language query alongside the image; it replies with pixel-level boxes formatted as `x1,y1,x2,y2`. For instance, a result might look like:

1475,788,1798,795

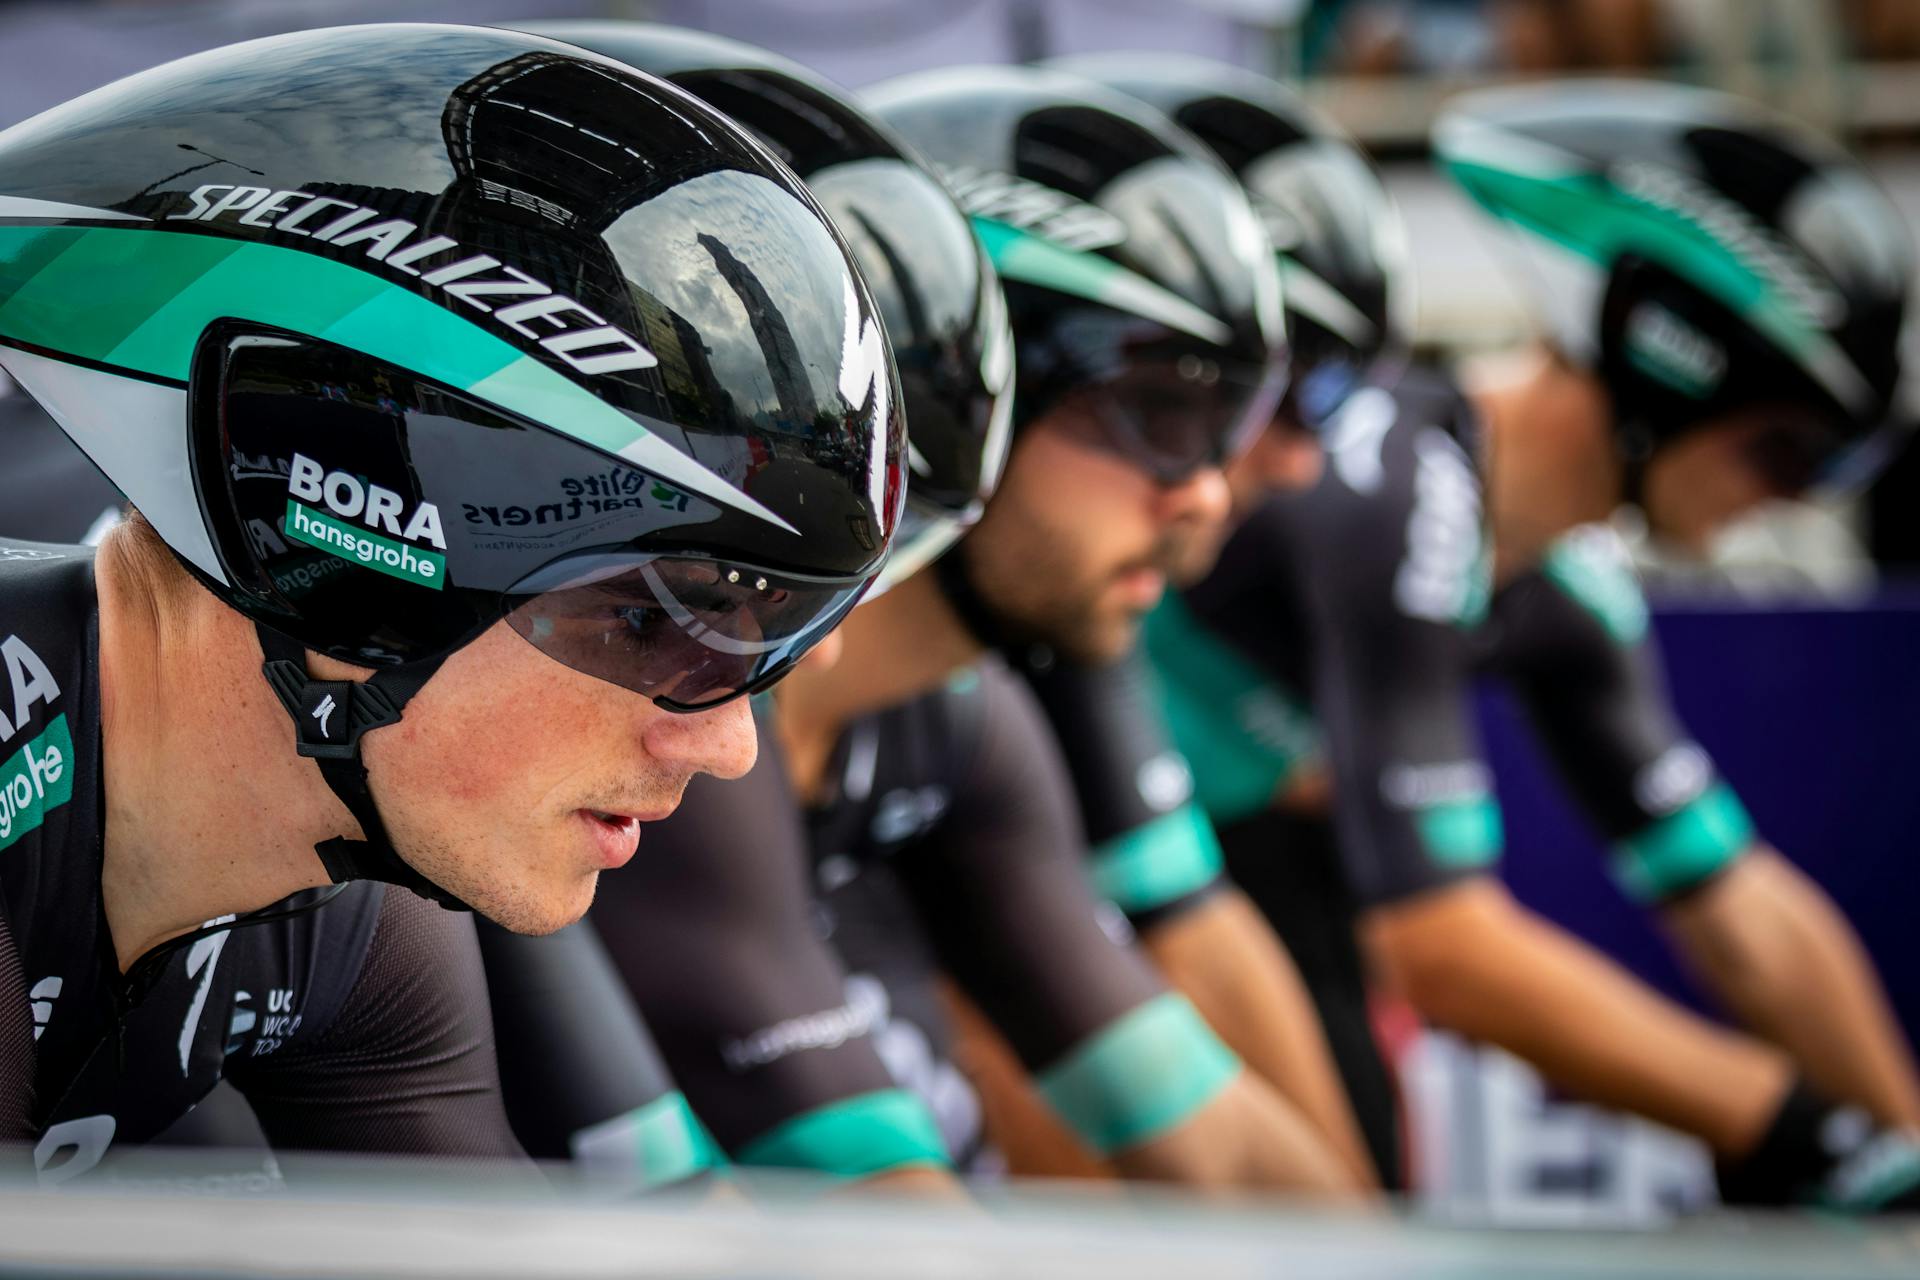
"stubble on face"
962,430,1208,664
358,622,706,935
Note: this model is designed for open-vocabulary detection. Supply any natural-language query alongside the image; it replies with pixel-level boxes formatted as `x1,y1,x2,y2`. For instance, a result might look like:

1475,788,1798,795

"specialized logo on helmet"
170,185,658,376
937,166,1125,252
1611,160,1846,328
284,454,448,590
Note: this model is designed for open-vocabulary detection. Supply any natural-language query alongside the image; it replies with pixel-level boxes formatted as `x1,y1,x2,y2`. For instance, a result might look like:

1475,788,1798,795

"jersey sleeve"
893,664,1240,1155
0,910,36,1143
476,917,723,1191
1489,525,1755,903
227,887,524,1162
1020,649,1227,927
1195,399,1502,908
589,739,946,1178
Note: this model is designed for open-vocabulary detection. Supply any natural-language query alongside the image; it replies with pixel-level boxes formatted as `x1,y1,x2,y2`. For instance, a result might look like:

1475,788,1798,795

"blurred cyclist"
0,25,900,1180
1149,76,1920,1210
528,34,1359,1196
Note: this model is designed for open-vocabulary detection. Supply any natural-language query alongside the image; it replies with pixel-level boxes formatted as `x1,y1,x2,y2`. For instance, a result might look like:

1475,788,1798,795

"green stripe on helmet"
1443,155,1873,416
0,225,794,531
971,216,1232,346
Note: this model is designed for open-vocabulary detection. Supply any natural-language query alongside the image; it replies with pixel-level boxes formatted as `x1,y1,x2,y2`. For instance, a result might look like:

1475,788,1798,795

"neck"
95,533,350,971
773,569,982,804
1465,345,1623,580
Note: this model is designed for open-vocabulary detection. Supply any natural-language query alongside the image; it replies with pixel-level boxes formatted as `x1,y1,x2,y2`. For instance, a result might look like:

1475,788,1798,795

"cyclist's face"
1227,418,1324,516
963,415,1232,663
356,619,757,934
1160,419,1321,589
1641,410,1821,553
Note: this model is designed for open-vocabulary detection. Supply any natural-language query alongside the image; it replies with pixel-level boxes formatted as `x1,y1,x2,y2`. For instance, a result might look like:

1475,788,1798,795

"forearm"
1663,848,1920,1130
1030,993,1368,1197
1107,1071,1367,1197
1365,878,1792,1155
1141,889,1379,1188
939,980,1118,1182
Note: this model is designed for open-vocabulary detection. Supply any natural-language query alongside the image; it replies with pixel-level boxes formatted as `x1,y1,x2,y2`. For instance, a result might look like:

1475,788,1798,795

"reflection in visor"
1048,358,1288,484
505,553,869,711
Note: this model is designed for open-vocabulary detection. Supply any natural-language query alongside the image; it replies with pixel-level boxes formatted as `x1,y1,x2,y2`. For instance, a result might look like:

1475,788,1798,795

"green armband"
1036,994,1242,1156
569,1091,728,1192
1611,782,1754,903
735,1089,950,1177
1414,793,1504,868
1089,804,1224,917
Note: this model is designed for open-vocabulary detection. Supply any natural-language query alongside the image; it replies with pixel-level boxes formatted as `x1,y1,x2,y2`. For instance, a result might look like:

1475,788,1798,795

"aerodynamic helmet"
1053,52,1410,429
866,65,1288,484
0,25,905,902
519,21,1013,593
1436,80,1912,490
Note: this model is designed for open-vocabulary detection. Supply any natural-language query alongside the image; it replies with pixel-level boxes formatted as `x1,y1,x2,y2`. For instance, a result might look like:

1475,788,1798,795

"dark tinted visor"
1045,356,1285,483
505,552,869,711
1736,405,1856,497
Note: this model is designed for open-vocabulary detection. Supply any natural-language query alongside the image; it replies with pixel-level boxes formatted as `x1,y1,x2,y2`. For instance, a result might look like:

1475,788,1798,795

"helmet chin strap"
253,624,471,912
1616,419,1656,509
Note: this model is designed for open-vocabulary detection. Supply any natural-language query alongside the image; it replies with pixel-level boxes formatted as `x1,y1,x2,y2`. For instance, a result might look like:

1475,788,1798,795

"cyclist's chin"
470,869,599,938
403,836,601,937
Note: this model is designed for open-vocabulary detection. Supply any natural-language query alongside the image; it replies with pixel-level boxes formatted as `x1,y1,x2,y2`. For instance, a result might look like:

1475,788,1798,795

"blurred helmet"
518,20,1012,593
866,65,1288,485
0,24,905,902
1436,80,1913,491
1053,52,1410,429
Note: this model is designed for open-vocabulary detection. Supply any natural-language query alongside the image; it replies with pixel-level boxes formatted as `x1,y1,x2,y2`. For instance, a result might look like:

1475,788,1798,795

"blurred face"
346,621,757,934
1229,418,1325,515
960,414,1233,663
1163,416,1324,586
1640,408,1837,553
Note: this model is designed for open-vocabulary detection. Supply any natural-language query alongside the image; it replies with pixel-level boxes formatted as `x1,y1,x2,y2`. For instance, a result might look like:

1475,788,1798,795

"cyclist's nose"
1156,464,1233,529
642,693,759,782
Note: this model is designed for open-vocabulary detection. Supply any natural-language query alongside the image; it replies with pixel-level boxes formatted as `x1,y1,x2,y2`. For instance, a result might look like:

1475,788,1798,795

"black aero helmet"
865,66,1288,485
515,21,1013,593
0,25,904,903
1050,52,1409,429
1436,80,1913,491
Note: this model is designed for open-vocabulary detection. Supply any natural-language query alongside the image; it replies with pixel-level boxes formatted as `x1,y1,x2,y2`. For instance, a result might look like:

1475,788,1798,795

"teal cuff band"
1036,993,1242,1156
735,1089,950,1177
569,1091,727,1192
1088,804,1225,916
1414,793,1504,868
1611,782,1754,903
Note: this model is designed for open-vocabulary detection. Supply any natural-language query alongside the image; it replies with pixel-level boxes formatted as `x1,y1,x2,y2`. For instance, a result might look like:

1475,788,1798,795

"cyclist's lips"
577,807,658,869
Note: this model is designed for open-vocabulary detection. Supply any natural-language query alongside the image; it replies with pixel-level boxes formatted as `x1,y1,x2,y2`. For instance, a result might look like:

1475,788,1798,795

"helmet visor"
505,552,869,712
1044,357,1287,484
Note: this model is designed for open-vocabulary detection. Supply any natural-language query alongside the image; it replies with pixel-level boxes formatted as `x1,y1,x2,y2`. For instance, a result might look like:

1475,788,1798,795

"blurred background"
3,0,1919,1235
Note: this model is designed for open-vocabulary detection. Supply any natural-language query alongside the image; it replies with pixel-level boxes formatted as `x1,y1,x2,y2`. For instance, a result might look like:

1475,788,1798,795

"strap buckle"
261,660,403,760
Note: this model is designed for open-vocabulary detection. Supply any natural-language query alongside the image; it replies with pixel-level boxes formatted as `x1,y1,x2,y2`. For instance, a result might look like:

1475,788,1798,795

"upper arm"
895,665,1167,1071
1493,528,1754,902
1290,424,1501,904
1022,650,1226,928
